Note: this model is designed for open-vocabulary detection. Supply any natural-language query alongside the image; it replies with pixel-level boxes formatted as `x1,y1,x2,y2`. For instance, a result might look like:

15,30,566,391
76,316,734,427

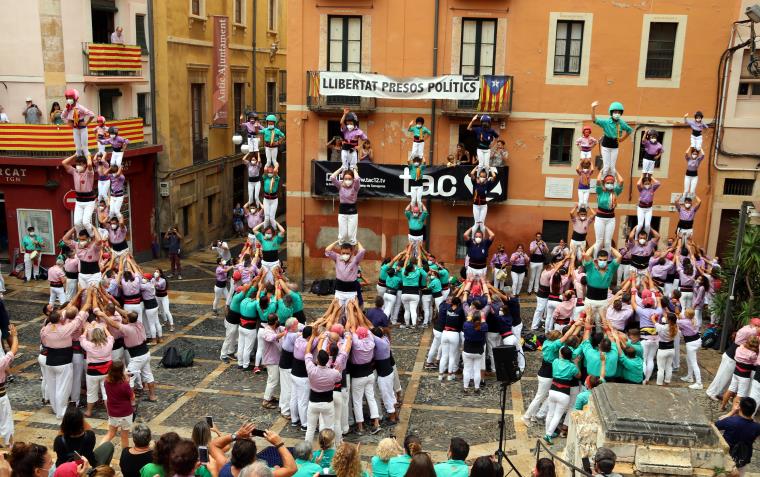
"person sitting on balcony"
62,89,94,157
94,116,109,162
103,126,129,167
340,108,367,171
467,114,499,172
407,117,431,161
111,26,125,44
261,114,285,169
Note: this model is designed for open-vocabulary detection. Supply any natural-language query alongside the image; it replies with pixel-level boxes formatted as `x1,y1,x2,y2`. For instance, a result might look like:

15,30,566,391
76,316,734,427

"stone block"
635,445,693,476
690,447,732,470
600,442,636,463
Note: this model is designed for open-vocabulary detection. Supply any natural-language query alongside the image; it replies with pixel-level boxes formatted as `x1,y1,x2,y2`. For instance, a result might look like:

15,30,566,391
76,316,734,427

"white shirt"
0,113,8,123
110,31,125,44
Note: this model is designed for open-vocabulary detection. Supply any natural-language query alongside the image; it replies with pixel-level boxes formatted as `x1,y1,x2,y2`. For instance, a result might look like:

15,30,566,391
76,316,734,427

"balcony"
82,42,145,83
440,75,513,118
0,118,145,155
306,71,377,114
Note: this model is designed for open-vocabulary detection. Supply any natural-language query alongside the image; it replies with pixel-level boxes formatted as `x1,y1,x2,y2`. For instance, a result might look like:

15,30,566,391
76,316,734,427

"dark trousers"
169,253,181,274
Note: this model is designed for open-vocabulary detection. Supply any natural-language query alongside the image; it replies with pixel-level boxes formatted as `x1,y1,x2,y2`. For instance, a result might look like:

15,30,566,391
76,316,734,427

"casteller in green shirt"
140,463,212,477
387,454,412,477
293,458,322,477
433,459,469,477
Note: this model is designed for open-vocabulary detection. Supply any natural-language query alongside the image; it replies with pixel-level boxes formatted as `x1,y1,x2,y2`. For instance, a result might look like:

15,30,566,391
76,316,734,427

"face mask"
413,213,419,217
267,124,274,130
111,224,118,230
478,177,486,183
344,179,353,187
264,233,273,240
76,165,85,172
66,98,74,105
340,253,351,262
582,168,589,173
416,123,423,128
475,237,482,244
649,138,657,143
696,117,702,123
605,183,614,190
684,203,692,209
612,113,621,120
598,260,608,268
79,240,88,247
579,216,586,221
98,206,104,210
154,272,160,278
691,154,698,159
141,278,147,284
29,232,35,236
638,239,646,245
346,124,355,131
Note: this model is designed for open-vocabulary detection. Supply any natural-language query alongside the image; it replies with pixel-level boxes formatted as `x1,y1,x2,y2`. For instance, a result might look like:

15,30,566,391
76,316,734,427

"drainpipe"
148,0,161,252
425,0,440,252
252,0,257,110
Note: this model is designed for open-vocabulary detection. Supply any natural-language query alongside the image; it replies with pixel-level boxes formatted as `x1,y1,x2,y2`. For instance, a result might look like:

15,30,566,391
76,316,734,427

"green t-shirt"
404,210,428,232
574,389,592,410
593,116,633,139
409,162,425,180
408,124,432,139
140,463,211,477
541,339,563,363
385,274,402,290
262,174,281,194
619,354,644,383
255,299,278,321
256,232,284,251
290,291,304,312
438,267,450,285
552,358,578,380
275,298,295,324
388,455,412,477
261,127,285,144
312,449,335,470
239,297,258,319
433,459,469,477
583,260,620,291
371,456,392,477
428,277,442,293
22,234,42,251
229,290,246,313
402,267,425,287
594,182,624,210
627,339,643,358
379,263,391,281
294,459,322,477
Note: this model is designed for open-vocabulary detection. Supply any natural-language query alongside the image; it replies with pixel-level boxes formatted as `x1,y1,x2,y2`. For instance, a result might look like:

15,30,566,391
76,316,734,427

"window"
191,83,207,163
191,0,201,16
182,206,190,236
738,51,760,100
549,128,574,165
233,83,244,131
455,217,471,259
637,130,665,169
268,0,277,31
542,220,570,246
460,19,496,76
278,71,287,103
98,88,121,120
137,93,151,126
234,0,243,24
266,82,276,114
328,16,362,72
207,195,214,225
135,14,148,53
645,22,678,78
553,21,584,75
723,178,755,196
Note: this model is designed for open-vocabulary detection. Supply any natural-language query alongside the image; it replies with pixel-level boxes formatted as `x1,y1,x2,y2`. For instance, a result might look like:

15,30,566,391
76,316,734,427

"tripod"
496,381,523,477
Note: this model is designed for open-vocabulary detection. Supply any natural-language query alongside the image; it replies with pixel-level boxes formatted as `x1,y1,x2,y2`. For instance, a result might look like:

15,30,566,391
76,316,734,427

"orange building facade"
286,0,745,283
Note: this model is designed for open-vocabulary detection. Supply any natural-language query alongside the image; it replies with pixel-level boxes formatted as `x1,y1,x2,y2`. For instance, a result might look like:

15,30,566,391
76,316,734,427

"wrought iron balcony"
440,75,513,118
306,71,377,114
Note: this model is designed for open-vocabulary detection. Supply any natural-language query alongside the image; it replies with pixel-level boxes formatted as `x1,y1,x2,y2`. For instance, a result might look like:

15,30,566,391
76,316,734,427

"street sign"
63,190,77,211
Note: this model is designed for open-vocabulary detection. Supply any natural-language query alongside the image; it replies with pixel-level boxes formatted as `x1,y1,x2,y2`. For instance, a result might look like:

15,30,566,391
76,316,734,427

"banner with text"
317,72,480,100
212,15,230,126
312,161,508,202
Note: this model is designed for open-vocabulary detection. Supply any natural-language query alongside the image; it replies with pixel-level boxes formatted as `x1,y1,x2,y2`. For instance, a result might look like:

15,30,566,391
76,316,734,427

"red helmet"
97,116,105,124
64,89,79,101
143,272,153,280
232,271,242,281
582,126,592,133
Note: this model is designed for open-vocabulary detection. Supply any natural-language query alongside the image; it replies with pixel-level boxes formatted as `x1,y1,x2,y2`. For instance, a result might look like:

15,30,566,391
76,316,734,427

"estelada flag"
478,76,510,112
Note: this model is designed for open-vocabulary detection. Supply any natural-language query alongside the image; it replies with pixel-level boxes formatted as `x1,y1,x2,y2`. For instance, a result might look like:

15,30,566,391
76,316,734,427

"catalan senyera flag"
478,75,511,112
0,118,144,152
87,43,142,71
308,71,321,98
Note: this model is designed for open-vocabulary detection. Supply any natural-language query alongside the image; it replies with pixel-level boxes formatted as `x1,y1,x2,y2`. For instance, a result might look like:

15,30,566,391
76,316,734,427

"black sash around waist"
685,169,698,177
339,203,357,215
512,264,526,274
375,357,393,377
468,260,486,270
240,316,258,329
291,358,307,378
215,280,227,289
601,135,619,148
341,143,357,151
86,360,112,376
659,340,675,350
126,342,149,358
537,284,550,299
352,361,373,378
402,285,419,294
76,190,96,202
111,240,128,252
408,227,424,238
143,298,158,310
684,334,700,343
123,292,141,305
65,271,79,279
530,253,544,263
248,176,261,182
80,260,99,274
677,219,694,230
571,231,587,241
596,206,615,219
551,377,575,394
335,279,356,293
46,346,74,366
226,310,241,325
113,337,124,350
735,362,753,378
279,349,294,369
586,286,609,300
155,287,167,298
631,254,650,270
49,281,63,288
538,360,553,378
261,250,279,262
692,129,702,137
263,192,278,200
309,389,334,403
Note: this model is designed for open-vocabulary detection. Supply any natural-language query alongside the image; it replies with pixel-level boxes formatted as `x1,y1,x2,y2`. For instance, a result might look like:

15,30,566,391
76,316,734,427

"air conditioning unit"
159,182,170,197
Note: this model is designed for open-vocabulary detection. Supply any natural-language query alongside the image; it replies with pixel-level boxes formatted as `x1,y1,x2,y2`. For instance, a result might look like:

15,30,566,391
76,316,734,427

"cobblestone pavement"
3,250,747,475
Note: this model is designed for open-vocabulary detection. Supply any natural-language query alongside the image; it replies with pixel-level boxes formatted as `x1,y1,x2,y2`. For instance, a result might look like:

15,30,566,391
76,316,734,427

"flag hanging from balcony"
478,76,511,112
87,44,142,71
308,72,320,98
0,118,144,152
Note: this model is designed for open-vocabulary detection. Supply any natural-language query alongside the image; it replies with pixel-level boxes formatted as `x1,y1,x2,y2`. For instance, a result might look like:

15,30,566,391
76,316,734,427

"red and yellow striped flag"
308,72,321,98
478,76,511,112
87,43,142,71
0,118,144,152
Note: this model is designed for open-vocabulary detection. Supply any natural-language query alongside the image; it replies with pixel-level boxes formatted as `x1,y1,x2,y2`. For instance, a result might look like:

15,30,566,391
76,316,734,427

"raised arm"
590,101,599,123
467,114,478,131
61,153,77,167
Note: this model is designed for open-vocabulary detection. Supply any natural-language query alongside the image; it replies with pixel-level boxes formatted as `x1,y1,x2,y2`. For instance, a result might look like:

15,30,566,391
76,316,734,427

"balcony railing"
306,71,377,113
440,75,513,117
83,42,143,78
0,118,145,154
192,138,209,164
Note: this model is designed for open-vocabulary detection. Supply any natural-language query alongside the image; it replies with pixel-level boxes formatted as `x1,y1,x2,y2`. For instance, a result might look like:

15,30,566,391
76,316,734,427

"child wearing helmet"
575,126,597,161
407,117,431,160
683,111,708,150
94,116,108,160
467,114,499,171
329,167,361,246
240,112,263,155
103,126,129,167
640,129,663,178
340,107,368,170
61,89,95,157
590,100,633,176
242,151,262,207
260,114,285,168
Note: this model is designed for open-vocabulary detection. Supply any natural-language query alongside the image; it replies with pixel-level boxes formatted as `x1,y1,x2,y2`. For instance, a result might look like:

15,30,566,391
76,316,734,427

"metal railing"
305,71,377,113
192,138,208,164
533,439,593,477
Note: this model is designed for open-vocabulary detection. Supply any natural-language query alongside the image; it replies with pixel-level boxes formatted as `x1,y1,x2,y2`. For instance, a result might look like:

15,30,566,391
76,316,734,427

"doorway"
717,209,740,260
91,8,115,43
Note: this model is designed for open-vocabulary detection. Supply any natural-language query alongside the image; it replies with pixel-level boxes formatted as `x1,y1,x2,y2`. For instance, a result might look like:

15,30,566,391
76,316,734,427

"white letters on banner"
319,72,480,100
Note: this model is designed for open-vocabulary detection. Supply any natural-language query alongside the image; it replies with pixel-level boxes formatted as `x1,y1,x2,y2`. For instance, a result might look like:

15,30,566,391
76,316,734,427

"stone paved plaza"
3,252,753,475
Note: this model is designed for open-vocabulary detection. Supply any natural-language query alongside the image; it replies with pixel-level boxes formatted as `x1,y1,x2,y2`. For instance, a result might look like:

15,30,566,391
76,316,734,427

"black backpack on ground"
159,346,194,368
310,279,335,296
